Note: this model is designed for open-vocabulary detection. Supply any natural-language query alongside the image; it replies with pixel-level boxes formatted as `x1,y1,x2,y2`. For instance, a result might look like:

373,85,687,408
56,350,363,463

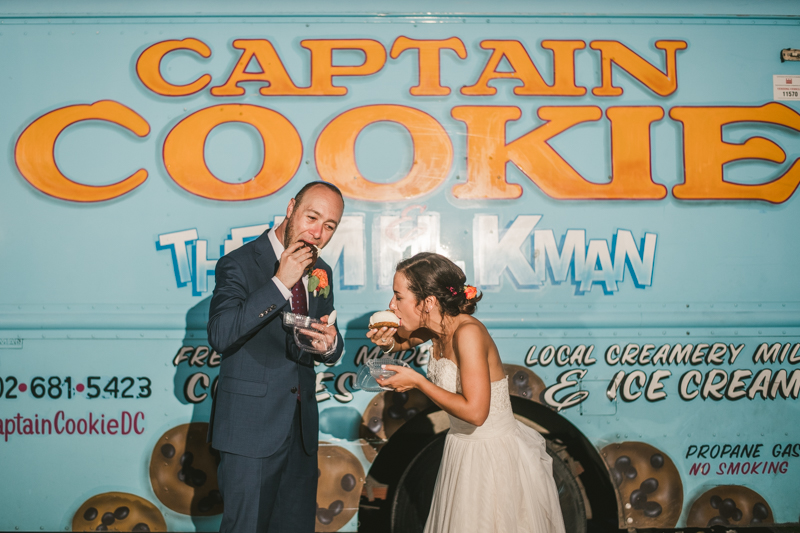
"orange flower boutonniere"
308,268,330,298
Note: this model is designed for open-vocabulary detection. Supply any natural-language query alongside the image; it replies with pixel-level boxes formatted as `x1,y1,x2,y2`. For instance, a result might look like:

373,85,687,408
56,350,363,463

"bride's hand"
366,326,397,351
376,364,420,392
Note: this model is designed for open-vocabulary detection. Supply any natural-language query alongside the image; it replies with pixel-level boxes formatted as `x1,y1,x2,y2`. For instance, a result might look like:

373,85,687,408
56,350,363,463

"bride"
367,252,567,533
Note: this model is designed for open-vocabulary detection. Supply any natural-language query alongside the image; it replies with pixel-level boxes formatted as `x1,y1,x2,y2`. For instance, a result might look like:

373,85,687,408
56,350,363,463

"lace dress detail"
422,354,566,533
427,356,512,416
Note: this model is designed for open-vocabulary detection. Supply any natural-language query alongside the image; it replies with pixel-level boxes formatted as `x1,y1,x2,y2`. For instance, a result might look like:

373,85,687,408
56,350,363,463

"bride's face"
389,272,425,330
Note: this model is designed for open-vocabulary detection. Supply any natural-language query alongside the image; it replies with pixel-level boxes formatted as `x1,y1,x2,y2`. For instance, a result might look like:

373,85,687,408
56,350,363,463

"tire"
549,441,587,533
390,434,587,533
391,434,446,533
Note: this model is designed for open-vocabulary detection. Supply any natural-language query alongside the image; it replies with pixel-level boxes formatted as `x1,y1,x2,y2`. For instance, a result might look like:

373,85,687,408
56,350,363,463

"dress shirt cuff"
272,276,293,300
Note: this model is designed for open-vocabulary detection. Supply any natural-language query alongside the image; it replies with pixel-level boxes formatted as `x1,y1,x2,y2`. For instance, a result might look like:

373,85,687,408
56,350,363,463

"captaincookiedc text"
0,411,145,443
13,36,800,204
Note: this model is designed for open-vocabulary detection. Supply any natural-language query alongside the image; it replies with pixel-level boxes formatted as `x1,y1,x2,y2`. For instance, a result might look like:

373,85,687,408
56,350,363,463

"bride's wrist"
410,370,424,389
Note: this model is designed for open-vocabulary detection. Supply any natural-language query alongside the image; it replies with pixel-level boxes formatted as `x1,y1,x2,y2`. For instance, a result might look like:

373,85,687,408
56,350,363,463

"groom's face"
283,185,344,250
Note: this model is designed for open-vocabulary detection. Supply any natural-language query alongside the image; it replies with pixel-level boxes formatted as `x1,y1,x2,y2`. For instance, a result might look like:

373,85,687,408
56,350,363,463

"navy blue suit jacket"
207,230,344,458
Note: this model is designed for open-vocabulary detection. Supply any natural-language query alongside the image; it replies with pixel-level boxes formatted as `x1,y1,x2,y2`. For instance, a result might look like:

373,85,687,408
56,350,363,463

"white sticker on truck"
774,75,800,100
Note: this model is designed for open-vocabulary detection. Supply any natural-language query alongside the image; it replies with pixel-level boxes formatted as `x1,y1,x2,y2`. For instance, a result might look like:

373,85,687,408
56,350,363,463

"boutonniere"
308,268,330,298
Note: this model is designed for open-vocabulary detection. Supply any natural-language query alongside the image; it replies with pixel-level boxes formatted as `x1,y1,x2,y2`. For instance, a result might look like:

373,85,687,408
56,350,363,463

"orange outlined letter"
163,104,302,200
605,106,668,199
590,40,687,97
315,105,452,201
15,101,150,202
462,40,586,96
451,106,605,199
301,39,387,96
136,38,212,96
390,37,468,96
211,40,304,96
670,103,800,203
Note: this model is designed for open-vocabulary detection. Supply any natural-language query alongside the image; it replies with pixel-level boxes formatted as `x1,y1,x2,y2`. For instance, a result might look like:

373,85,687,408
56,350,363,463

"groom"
207,181,345,533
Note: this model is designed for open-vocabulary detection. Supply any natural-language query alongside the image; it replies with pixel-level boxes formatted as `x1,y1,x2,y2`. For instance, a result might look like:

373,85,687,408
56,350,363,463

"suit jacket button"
268,305,276,311
290,387,298,394
259,312,265,317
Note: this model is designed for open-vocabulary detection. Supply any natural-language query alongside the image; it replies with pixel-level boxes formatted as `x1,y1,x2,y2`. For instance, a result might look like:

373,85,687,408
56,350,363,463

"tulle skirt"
423,408,567,533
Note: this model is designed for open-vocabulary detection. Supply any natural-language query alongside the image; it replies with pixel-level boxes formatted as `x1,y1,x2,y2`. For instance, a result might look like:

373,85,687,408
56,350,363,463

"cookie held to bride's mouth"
369,310,400,329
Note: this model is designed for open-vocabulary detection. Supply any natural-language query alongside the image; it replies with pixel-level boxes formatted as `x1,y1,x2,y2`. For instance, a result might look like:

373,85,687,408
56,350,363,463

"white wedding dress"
423,355,567,533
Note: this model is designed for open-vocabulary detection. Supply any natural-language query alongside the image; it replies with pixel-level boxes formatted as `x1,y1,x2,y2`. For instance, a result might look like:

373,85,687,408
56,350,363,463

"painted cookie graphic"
359,389,432,446
149,422,222,515
601,441,683,528
503,364,546,403
359,438,378,463
687,485,773,527
72,492,166,532
316,443,366,532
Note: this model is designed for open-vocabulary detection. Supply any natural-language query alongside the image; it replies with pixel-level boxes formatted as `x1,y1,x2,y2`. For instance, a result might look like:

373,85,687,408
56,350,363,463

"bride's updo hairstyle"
396,252,482,316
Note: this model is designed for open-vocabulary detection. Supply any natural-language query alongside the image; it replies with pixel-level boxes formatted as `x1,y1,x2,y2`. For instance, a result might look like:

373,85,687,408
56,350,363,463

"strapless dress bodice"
426,355,514,438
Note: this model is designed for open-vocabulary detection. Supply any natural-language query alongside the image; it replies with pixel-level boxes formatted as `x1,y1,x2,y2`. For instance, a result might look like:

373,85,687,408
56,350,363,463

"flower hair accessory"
464,285,478,300
308,268,330,298
448,285,478,300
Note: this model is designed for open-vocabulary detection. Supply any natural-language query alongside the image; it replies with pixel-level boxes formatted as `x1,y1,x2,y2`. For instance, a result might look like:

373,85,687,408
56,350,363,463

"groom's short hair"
294,181,344,208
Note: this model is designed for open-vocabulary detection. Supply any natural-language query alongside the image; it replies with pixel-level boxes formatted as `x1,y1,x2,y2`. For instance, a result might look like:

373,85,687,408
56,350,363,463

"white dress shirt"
268,228,309,310
268,228,337,349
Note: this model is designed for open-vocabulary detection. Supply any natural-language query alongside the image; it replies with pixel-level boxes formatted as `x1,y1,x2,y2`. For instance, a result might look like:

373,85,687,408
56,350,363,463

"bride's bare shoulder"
452,317,490,343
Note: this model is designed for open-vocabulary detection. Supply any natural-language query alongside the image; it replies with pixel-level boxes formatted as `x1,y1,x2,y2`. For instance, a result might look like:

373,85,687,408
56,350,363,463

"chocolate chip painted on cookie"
149,422,222,516
503,364,546,403
687,485,773,527
359,389,432,453
72,492,166,532
316,443,365,532
601,441,683,528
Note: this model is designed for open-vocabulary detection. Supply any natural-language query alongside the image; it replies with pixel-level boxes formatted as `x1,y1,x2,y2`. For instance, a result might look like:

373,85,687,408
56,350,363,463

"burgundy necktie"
290,278,307,402
291,278,308,316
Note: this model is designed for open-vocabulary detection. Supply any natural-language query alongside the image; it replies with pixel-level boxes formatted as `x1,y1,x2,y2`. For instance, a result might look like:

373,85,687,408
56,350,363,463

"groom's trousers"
217,401,317,533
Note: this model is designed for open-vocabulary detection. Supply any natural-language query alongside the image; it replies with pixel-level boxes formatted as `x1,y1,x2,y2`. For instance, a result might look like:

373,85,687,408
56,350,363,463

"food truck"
1,0,799,531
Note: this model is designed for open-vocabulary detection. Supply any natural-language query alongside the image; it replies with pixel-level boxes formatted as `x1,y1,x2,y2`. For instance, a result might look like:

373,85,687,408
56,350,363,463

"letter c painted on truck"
15,101,150,202
136,38,212,96
163,104,302,200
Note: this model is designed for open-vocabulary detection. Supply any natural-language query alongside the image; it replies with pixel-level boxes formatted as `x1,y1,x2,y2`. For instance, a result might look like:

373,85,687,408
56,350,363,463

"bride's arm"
378,323,491,427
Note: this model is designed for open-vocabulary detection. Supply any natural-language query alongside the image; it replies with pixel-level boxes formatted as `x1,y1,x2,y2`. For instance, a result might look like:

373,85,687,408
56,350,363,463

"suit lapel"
253,230,278,281
254,228,320,319
308,286,318,318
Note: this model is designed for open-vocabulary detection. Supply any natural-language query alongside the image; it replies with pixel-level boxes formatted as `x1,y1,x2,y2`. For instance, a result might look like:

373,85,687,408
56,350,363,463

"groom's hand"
275,241,313,288
310,315,338,347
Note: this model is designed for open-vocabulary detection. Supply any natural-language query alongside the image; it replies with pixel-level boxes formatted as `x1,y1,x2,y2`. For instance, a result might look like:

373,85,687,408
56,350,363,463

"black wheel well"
364,398,620,529
509,396,620,528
